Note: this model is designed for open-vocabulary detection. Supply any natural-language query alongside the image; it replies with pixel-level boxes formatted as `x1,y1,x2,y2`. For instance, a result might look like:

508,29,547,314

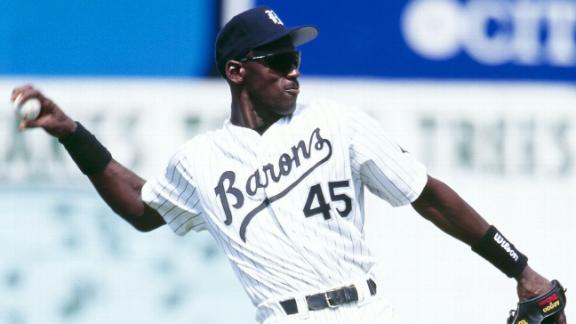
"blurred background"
0,0,574,323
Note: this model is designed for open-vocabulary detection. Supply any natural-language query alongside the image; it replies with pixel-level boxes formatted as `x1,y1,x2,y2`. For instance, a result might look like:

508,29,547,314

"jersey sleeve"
344,107,428,206
141,148,206,235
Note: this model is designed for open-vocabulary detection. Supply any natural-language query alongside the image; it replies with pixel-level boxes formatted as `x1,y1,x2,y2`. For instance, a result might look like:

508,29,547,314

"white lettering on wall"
402,0,576,67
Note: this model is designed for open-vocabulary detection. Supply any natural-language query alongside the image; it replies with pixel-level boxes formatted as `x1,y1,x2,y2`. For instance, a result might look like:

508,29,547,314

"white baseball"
15,97,42,121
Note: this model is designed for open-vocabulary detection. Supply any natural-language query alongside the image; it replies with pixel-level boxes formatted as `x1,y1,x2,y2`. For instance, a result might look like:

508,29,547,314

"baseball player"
10,6,566,324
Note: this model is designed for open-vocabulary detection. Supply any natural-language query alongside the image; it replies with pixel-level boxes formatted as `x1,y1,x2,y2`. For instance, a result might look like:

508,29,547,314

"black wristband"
472,225,528,278
59,122,112,175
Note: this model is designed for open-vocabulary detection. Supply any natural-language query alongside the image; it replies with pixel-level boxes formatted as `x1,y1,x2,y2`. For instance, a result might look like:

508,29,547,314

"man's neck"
229,96,281,134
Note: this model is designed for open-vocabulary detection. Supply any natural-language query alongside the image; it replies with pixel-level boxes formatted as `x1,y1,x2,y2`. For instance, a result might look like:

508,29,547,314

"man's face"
241,40,301,116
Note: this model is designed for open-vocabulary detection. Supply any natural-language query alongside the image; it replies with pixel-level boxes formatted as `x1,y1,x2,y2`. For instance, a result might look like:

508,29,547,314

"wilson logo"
539,293,561,314
493,233,519,261
542,300,561,314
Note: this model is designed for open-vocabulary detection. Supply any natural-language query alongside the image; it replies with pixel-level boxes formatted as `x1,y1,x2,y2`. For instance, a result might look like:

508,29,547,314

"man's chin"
276,101,297,116
256,99,297,118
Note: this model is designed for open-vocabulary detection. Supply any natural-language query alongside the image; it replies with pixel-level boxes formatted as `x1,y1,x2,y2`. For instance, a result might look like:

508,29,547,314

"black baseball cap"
215,6,318,76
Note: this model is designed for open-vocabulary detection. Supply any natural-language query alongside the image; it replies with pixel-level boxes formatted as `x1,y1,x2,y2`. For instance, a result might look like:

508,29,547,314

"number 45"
303,180,352,220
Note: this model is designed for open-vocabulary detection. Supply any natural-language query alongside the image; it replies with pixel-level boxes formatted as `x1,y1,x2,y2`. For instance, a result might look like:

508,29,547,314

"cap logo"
265,10,284,25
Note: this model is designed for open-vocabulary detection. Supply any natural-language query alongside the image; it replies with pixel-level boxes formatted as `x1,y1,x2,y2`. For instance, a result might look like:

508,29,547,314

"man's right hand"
12,84,166,231
11,84,77,138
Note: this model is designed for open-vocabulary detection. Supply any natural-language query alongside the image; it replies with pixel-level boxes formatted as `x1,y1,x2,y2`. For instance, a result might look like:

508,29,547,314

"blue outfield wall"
0,0,575,81
0,0,218,76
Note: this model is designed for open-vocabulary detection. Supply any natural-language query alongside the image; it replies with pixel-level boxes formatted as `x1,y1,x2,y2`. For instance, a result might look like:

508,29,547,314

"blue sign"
257,0,576,81
0,0,217,76
2,0,574,80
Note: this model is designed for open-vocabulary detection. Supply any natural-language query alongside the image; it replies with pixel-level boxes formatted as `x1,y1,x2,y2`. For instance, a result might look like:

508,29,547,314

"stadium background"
0,0,574,323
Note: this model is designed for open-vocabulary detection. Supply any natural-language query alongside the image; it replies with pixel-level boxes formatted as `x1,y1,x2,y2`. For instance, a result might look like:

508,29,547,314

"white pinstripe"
141,100,427,323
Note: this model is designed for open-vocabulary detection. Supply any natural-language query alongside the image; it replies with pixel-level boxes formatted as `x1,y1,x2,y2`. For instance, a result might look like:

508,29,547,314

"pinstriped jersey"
141,100,427,311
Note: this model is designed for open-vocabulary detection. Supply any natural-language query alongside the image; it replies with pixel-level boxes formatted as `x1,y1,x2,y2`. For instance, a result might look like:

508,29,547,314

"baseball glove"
507,280,567,324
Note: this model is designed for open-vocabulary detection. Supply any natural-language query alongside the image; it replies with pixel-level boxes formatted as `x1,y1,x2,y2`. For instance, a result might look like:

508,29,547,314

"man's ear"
225,60,245,84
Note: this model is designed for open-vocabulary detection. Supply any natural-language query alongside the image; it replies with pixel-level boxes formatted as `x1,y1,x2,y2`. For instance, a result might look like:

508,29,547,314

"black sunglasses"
239,51,301,75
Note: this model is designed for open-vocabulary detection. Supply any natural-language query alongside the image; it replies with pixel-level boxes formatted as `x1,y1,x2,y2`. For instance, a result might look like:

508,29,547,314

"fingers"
19,111,53,130
11,84,45,104
556,312,567,324
11,84,51,129
10,84,39,105
19,114,42,130
11,84,76,138
11,84,32,102
11,84,51,114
